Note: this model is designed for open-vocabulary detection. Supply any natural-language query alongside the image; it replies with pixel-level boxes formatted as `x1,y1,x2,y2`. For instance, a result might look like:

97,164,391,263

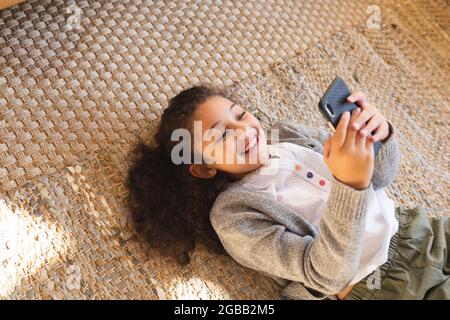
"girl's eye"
221,130,228,139
238,111,247,120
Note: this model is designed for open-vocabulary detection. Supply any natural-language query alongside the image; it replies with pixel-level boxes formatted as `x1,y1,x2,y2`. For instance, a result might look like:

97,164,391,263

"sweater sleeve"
270,119,401,190
369,121,401,189
210,176,372,296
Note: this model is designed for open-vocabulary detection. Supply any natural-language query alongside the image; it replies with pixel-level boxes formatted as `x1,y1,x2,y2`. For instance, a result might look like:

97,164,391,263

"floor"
0,0,448,299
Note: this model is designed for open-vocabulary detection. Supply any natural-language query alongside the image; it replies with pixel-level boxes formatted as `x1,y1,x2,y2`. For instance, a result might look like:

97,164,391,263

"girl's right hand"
323,108,375,190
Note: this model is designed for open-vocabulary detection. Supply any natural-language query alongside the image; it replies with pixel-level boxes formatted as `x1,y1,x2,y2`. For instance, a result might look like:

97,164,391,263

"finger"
365,132,375,152
348,92,371,116
347,91,366,104
346,107,361,148
355,127,368,151
359,114,383,138
334,111,350,147
369,121,389,143
352,108,374,130
366,138,375,160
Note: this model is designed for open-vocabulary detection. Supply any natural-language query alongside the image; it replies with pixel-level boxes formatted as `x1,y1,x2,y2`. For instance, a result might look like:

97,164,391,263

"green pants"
344,205,450,300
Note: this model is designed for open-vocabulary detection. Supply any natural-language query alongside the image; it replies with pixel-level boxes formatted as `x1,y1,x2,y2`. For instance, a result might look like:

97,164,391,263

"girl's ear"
189,164,217,179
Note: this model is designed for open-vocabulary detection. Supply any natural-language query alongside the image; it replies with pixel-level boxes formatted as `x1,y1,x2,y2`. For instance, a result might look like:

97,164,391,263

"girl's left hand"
347,91,390,143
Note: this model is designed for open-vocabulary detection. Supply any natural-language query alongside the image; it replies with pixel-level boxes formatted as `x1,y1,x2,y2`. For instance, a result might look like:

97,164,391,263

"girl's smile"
242,129,259,155
186,95,270,179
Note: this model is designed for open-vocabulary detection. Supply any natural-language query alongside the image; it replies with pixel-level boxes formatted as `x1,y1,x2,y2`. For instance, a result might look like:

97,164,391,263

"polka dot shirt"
238,142,399,285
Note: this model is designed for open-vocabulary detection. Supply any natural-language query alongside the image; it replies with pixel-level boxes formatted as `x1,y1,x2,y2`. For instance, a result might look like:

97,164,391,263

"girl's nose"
233,127,255,150
232,125,251,139
228,120,247,131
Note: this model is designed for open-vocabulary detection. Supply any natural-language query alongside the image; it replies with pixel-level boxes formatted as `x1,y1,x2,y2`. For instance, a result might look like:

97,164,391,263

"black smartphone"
318,76,381,157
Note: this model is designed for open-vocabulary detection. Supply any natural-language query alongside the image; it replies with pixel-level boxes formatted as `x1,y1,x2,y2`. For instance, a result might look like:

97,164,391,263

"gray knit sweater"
210,119,401,300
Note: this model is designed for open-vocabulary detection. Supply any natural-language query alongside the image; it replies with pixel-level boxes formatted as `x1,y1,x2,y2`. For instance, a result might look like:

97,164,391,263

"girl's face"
186,95,269,179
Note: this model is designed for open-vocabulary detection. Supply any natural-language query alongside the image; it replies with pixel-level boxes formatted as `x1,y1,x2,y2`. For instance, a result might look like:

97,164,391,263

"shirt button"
307,172,313,178
319,179,326,186
295,164,302,171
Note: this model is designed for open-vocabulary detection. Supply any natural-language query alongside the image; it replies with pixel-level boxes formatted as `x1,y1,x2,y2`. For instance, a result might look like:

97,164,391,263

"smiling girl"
125,84,449,300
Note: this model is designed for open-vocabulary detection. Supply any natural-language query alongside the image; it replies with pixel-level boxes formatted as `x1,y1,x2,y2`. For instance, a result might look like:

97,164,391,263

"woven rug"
1,0,449,299
0,0,374,194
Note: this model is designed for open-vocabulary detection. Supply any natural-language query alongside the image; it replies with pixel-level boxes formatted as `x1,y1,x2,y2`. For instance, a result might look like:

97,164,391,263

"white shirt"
239,142,398,284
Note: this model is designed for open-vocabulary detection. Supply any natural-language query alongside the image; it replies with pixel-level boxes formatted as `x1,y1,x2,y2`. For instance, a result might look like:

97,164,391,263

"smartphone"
318,76,381,157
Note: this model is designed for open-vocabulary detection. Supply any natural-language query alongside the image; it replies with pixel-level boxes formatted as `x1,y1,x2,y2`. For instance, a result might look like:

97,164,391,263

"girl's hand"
347,92,389,143
323,108,375,190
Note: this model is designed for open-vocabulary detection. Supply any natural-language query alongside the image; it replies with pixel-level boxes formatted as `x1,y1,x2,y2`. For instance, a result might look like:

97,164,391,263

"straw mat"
0,0,448,299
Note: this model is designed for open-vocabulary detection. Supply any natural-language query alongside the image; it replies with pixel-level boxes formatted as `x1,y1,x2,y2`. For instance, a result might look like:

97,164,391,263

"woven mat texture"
0,0,449,299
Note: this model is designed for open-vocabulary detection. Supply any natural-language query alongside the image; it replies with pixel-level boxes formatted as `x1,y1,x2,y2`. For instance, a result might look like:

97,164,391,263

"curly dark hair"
124,84,234,266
